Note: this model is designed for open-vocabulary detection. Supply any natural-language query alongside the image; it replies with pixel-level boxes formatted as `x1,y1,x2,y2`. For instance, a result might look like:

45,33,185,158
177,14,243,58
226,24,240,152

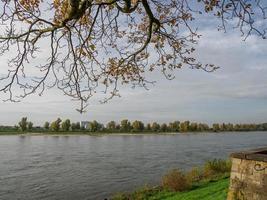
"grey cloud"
0,21,267,125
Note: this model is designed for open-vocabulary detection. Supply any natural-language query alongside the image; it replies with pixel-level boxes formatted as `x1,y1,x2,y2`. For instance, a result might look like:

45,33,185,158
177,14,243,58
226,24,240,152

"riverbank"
0,131,182,136
0,130,265,136
112,177,229,200
0,131,222,136
111,159,231,200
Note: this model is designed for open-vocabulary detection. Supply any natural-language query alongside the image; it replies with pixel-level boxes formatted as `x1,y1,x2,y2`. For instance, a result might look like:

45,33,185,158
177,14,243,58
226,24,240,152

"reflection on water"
0,132,267,200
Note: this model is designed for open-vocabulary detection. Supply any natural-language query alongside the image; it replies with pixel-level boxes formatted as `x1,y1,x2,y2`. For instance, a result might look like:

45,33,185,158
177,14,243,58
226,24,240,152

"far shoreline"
0,132,184,136
0,131,265,136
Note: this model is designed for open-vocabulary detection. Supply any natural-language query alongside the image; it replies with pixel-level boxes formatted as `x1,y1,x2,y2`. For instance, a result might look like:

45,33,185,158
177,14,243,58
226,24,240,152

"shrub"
112,159,231,199
186,167,203,183
162,169,191,192
203,159,231,177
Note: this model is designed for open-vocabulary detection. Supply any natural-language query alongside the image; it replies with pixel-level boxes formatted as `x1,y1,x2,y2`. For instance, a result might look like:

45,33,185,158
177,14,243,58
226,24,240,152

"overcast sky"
0,16,267,126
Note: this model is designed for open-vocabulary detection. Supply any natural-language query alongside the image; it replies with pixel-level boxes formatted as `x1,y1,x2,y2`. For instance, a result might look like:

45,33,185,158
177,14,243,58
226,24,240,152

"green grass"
112,177,229,200
149,178,229,200
0,131,21,135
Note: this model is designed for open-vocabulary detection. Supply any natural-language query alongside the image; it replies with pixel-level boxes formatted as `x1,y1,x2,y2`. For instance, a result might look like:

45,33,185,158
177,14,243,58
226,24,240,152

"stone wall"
227,149,267,200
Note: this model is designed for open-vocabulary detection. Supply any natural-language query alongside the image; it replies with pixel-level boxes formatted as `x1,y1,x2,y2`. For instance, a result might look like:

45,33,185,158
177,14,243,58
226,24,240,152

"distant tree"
168,121,180,132
260,123,267,131
88,121,96,132
219,123,227,131
180,121,190,132
189,122,198,132
27,122,33,131
44,122,50,130
234,124,241,131
151,122,160,132
80,124,85,131
240,124,255,131
132,120,145,132
115,124,120,130
106,121,116,131
50,118,62,132
146,123,151,132
160,123,168,132
212,123,220,132
71,123,77,131
75,122,81,130
197,123,210,132
226,123,234,131
88,120,103,132
98,123,104,132
18,117,28,132
249,124,257,131
120,119,131,132
61,119,71,131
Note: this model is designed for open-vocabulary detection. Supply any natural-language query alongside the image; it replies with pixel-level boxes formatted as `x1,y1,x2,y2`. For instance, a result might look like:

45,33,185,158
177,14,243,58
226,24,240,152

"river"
0,132,267,200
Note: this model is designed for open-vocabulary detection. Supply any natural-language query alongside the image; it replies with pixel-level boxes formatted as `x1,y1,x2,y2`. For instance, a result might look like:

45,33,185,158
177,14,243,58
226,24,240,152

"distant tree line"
1,117,266,134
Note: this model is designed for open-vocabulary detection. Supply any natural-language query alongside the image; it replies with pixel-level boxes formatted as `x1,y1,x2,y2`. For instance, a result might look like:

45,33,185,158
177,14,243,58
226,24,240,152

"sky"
0,9,267,126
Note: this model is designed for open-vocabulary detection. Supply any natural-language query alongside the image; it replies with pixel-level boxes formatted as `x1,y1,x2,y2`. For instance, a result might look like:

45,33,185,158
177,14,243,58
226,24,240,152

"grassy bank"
112,176,229,200
112,159,231,200
148,177,229,200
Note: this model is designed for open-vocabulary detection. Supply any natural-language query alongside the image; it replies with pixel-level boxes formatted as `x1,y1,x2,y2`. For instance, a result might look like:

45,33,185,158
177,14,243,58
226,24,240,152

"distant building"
80,121,90,129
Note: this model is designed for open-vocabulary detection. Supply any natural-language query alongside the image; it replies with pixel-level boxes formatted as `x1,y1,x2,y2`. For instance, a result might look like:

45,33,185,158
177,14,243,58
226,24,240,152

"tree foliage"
71,122,81,130
146,123,151,131
180,120,190,132
11,117,267,133
160,123,168,132
50,118,62,131
151,122,160,132
169,121,180,132
106,120,117,131
27,121,33,131
44,122,50,130
88,120,103,132
18,117,28,131
120,119,131,132
0,0,266,111
132,120,144,132
61,119,71,131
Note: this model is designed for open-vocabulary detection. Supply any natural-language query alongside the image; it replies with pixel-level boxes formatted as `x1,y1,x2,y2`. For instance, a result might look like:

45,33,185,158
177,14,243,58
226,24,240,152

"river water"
0,132,267,200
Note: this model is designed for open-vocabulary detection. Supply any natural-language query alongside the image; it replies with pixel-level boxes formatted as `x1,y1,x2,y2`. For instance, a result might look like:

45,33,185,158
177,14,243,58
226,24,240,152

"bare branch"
0,0,265,111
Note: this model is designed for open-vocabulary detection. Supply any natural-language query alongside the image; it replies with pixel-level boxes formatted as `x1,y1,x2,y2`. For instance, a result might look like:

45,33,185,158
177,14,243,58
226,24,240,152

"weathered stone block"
227,147,267,200
231,163,239,172
232,157,242,165
230,171,241,180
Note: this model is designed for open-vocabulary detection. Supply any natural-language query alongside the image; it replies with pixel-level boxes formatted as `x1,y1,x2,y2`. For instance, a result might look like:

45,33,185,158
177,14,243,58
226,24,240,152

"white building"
80,121,90,129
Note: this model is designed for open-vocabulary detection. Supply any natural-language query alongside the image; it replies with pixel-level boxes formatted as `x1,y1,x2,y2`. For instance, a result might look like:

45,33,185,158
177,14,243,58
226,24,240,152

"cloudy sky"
0,14,267,126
